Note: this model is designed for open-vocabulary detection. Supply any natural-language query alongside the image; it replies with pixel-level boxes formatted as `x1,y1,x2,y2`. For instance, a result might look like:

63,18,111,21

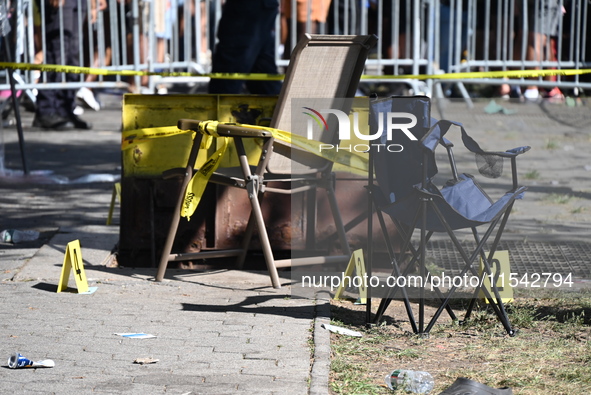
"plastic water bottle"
385,369,434,393
0,229,40,244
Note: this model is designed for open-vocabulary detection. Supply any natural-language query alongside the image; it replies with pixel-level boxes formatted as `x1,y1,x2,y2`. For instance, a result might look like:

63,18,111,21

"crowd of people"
1,0,585,130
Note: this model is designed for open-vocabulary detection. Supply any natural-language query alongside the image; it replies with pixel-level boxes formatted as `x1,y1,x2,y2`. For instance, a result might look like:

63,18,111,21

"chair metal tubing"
371,201,457,333
424,200,515,336
155,132,204,282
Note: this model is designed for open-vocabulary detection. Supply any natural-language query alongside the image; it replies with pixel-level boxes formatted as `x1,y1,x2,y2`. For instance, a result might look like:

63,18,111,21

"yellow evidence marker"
479,250,513,304
57,240,91,294
334,249,367,304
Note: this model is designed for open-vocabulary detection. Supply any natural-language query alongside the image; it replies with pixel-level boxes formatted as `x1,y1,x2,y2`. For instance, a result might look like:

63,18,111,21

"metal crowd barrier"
442,0,591,96
0,0,589,98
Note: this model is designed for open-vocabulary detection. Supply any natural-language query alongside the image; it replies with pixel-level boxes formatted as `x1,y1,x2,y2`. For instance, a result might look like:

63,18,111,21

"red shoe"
545,87,565,103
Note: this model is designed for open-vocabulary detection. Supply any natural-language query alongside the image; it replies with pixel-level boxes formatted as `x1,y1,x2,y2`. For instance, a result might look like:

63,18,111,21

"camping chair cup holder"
366,95,530,336
154,34,378,288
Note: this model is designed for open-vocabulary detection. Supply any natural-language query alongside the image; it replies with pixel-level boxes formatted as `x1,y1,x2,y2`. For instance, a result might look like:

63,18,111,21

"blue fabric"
370,96,434,204
440,174,492,219
370,96,527,233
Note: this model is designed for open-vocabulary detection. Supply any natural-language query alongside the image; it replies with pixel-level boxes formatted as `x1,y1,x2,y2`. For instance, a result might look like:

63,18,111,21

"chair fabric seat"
381,181,525,233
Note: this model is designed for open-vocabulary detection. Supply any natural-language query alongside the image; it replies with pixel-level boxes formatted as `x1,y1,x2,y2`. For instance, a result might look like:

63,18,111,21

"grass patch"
544,193,573,204
545,140,560,150
524,169,540,180
329,288,591,394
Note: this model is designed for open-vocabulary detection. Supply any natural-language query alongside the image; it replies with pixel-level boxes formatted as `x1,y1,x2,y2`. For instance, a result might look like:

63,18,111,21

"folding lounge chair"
366,95,530,336
155,34,378,288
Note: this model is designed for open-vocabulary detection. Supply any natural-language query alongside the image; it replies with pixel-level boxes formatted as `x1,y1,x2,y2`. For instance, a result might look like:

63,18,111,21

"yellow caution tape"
362,68,591,80
123,122,368,171
182,135,229,220
0,61,283,80
2,61,590,81
122,121,369,219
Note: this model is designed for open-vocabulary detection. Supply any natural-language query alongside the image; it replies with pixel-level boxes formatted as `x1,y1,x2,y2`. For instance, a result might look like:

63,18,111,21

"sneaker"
545,87,565,103
68,114,93,130
76,87,101,111
523,88,539,101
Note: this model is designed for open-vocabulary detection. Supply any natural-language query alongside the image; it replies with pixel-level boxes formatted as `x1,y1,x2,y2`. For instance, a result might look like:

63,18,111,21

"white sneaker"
74,105,85,115
523,88,539,101
76,87,101,111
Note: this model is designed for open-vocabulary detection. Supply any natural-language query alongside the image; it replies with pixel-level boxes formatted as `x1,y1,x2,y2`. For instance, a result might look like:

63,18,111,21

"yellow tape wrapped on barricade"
2,61,591,81
121,121,368,220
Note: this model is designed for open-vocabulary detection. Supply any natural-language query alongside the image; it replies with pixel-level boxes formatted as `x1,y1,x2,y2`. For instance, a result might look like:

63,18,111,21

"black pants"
36,0,85,118
208,0,281,95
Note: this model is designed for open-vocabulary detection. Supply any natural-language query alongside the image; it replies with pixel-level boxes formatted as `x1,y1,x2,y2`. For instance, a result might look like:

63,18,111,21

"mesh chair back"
268,34,376,174
370,96,435,205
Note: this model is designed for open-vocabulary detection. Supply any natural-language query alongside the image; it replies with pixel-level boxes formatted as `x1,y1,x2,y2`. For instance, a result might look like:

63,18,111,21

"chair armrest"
422,119,531,190
422,120,530,159
441,137,454,149
178,119,273,139
475,145,531,158
503,146,531,156
162,168,186,179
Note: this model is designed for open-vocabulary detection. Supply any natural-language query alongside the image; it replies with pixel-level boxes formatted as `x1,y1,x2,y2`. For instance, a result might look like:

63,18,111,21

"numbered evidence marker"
334,249,367,304
478,250,513,304
57,240,96,294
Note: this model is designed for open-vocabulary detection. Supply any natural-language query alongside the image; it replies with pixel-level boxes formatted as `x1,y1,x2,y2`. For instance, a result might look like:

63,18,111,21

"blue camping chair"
366,96,530,336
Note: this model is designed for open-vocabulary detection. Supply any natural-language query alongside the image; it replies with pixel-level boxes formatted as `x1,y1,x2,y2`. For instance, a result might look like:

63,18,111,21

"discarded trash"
0,229,40,244
385,369,434,393
0,168,120,185
321,323,363,337
484,100,517,115
114,333,157,339
71,174,121,184
0,169,69,184
79,287,98,294
438,377,512,395
8,352,55,369
133,357,159,365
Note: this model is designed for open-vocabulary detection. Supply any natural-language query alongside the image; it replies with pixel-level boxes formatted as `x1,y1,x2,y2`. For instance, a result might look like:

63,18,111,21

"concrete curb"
309,290,331,395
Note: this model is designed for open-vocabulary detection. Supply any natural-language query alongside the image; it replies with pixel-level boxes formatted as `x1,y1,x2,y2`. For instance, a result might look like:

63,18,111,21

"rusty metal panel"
212,182,297,251
118,94,394,268
119,94,282,267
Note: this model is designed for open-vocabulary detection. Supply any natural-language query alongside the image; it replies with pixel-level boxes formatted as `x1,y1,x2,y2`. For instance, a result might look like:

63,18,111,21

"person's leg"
522,0,562,101
209,0,278,94
34,3,69,128
62,0,92,128
208,43,251,94
246,22,281,95
523,31,544,100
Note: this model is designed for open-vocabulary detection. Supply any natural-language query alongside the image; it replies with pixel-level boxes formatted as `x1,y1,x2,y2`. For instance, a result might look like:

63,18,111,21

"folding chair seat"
366,95,530,336
155,34,378,288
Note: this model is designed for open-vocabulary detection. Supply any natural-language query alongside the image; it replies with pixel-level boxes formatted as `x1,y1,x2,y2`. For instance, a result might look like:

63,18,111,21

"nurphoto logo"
302,107,419,153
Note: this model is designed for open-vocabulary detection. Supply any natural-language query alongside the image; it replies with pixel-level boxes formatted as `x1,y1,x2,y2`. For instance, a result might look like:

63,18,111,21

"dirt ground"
438,98,591,241
328,97,591,394
330,292,591,394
